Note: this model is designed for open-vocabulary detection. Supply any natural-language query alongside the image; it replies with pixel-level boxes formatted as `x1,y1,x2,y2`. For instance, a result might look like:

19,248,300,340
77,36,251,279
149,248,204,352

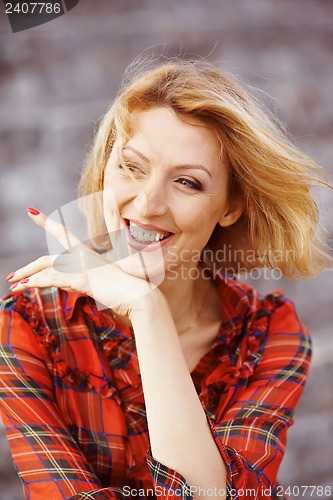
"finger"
7,252,90,284
10,267,85,294
7,255,54,283
7,247,112,286
27,207,86,252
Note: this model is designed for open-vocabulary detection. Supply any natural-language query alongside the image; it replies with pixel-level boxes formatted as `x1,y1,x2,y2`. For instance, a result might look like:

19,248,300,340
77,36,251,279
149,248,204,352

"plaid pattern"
0,273,311,499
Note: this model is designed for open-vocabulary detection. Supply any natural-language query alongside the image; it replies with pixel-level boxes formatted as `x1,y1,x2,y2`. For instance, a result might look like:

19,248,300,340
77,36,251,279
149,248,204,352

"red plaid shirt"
0,273,311,499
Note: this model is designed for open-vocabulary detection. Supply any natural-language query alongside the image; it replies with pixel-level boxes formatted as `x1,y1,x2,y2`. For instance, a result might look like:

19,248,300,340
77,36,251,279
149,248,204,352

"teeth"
128,221,171,243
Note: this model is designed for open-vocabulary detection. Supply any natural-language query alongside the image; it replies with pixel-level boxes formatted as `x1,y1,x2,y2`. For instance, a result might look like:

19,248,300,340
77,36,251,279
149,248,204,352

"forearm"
130,291,227,498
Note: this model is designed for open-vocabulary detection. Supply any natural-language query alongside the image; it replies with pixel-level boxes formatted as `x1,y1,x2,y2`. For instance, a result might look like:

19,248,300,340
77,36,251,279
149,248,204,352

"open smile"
123,218,175,251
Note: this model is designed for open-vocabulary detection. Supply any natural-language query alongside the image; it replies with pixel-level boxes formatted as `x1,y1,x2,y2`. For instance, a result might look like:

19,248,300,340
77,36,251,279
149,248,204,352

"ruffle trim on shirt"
6,288,149,477
8,278,286,465
11,291,90,390
79,300,149,472
10,288,149,472
9,290,125,403
196,273,286,420
84,302,148,434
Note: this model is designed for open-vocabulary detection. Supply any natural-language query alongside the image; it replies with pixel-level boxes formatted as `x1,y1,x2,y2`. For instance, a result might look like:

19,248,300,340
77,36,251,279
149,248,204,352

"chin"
117,251,166,287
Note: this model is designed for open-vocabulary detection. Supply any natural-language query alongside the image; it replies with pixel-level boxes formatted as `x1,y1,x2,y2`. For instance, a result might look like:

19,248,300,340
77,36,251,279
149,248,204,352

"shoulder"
0,287,131,340
0,288,88,339
215,273,311,376
215,272,297,333
0,288,99,379
0,289,40,334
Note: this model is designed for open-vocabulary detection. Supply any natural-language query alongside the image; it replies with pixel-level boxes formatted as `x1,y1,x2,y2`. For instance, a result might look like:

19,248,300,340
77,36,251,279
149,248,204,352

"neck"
158,266,214,335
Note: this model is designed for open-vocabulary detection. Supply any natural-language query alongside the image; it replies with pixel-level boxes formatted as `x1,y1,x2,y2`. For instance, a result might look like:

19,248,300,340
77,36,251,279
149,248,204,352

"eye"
176,178,203,191
118,163,145,177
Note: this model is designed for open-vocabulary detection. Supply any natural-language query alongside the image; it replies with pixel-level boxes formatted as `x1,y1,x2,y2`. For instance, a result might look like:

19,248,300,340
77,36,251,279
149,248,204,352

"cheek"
103,166,127,209
179,199,224,231
103,183,125,233
103,161,118,191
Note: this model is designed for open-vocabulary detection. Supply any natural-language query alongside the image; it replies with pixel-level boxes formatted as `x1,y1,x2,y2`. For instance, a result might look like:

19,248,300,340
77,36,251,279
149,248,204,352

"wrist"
129,287,168,323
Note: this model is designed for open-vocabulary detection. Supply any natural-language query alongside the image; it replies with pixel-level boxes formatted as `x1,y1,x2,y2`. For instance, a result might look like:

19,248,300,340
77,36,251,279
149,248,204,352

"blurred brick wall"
0,0,332,498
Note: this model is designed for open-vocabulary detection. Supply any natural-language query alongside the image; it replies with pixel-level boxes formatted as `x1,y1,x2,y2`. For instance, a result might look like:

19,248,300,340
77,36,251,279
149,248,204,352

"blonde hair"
78,57,332,278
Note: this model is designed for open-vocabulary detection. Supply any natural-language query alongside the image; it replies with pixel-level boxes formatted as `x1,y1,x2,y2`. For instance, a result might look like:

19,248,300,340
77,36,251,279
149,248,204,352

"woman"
1,59,331,500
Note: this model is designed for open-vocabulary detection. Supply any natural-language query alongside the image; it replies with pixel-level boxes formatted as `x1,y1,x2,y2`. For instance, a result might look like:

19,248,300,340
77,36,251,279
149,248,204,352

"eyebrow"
123,146,212,178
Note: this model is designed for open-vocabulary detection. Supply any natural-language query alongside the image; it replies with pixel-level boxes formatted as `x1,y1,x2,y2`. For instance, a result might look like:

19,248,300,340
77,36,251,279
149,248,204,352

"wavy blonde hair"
78,58,332,278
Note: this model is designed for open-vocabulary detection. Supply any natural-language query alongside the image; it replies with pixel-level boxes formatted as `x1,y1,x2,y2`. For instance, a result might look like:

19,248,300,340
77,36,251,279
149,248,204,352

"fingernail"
20,279,29,284
9,283,18,290
27,207,40,216
6,272,15,281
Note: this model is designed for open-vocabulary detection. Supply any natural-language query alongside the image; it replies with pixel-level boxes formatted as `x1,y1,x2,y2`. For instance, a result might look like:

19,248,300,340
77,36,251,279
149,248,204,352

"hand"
6,208,162,319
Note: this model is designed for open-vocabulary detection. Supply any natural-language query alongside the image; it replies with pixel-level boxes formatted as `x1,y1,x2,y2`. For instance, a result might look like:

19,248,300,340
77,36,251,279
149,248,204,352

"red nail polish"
27,207,40,216
6,272,15,281
9,283,18,290
20,279,29,284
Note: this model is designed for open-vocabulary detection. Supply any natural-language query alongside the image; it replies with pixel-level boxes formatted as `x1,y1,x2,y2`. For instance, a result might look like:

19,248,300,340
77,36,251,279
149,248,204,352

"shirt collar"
214,271,258,340
62,272,257,328
63,290,87,320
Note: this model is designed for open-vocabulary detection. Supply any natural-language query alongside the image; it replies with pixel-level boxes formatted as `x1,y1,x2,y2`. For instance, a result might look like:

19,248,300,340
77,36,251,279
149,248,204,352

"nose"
133,177,168,218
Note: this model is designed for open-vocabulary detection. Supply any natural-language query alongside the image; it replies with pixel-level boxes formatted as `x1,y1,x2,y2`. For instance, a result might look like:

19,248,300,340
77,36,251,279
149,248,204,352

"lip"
122,218,175,252
126,218,171,234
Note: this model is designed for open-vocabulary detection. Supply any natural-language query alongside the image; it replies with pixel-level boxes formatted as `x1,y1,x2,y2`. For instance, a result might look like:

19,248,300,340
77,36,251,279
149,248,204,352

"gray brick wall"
1,1,332,498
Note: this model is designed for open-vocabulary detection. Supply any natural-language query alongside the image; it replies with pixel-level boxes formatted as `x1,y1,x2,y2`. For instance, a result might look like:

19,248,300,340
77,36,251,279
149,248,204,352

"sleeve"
143,299,312,500
0,303,128,500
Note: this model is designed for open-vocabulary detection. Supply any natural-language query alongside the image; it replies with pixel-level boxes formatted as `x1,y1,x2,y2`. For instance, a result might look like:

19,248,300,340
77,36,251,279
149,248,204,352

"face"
103,106,241,281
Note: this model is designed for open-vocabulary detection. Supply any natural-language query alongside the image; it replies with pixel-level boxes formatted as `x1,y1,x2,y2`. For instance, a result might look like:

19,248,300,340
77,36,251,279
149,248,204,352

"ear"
219,198,243,228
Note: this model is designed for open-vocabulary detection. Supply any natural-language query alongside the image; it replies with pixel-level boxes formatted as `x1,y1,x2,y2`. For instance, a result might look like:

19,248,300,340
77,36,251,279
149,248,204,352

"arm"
0,301,129,500
130,291,227,500
5,213,310,499
131,294,311,500
4,210,224,499
203,298,311,499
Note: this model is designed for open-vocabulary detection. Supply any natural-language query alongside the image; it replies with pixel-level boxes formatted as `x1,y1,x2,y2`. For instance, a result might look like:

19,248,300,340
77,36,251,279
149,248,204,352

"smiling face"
103,106,242,280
